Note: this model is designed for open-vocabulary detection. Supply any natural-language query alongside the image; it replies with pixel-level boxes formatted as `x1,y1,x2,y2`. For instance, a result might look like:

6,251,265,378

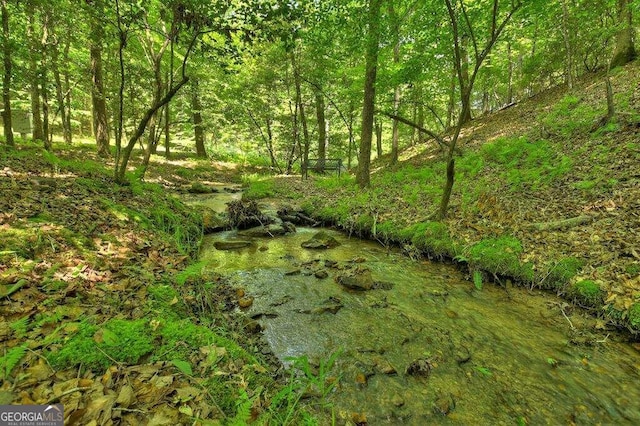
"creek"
188,194,640,424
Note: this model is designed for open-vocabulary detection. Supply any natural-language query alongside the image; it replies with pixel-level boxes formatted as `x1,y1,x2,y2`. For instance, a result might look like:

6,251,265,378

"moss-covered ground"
0,143,321,424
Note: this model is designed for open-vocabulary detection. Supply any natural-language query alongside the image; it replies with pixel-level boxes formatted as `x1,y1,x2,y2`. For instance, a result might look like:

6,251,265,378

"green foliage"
48,319,153,372
243,176,276,199
175,261,207,286
315,175,355,191
228,390,254,426
481,137,572,190
466,236,533,281
541,95,602,138
400,221,456,258
1,344,28,379
171,359,193,376
473,270,483,290
267,351,340,425
148,284,180,303
10,317,30,338
628,304,640,330
543,257,585,289
570,280,604,307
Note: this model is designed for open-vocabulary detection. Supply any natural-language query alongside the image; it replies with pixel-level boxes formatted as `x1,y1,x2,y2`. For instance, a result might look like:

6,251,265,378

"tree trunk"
356,0,382,188
292,51,310,171
27,8,44,141
62,36,72,143
1,0,13,146
51,37,71,144
40,9,51,150
507,41,514,104
561,0,573,89
314,87,327,164
90,1,110,157
446,65,456,129
375,118,383,158
610,0,637,69
191,78,206,158
459,35,472,123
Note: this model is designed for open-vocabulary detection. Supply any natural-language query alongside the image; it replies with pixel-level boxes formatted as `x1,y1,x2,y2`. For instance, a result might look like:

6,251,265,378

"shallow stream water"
189,194,640,424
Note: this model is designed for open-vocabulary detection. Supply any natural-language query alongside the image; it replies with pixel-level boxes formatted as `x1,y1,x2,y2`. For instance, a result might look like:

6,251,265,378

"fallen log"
528,215,594,232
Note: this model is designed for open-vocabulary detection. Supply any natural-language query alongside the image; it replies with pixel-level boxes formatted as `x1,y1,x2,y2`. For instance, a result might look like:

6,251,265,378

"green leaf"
171,359,193,376
101,328,119,346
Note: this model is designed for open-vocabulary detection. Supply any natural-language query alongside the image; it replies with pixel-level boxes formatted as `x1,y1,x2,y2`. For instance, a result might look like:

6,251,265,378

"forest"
1,0,640,424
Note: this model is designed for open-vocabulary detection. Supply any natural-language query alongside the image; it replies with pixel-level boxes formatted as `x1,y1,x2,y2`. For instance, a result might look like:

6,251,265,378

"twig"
46,387,91,405
559,307,575,331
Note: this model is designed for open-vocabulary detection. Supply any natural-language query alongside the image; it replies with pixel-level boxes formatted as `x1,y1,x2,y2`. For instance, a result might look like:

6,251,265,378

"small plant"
473,270,483,290
546,357,559,368
570,280,604,308
1,344,28,379
476,366,492,377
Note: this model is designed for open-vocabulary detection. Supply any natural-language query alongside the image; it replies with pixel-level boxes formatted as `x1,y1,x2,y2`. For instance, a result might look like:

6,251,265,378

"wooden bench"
302,158,343,179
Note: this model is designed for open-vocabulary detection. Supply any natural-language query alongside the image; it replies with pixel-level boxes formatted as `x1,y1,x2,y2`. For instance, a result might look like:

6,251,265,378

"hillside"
265,61,640,334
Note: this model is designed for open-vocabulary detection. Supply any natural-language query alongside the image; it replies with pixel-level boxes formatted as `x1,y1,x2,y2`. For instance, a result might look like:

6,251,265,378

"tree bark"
610,0,637,69
561,0,573,89
1,0,14,146
356,0,382,188
27,8,44,141
90,0,110,157
314,86,327,164
375,118,383,158
191,78,206,157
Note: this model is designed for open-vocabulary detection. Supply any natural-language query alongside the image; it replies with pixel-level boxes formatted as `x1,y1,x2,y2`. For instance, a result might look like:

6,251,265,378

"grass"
462,236,534,282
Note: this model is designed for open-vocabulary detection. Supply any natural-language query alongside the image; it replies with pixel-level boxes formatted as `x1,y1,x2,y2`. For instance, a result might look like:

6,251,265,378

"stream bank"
193,195,640,425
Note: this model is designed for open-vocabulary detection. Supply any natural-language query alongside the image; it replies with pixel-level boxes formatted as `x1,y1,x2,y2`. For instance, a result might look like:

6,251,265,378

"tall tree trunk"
446,65,456,129
63,36,72,143
459,35,472,123
314,87,327,164
51,37,71,144
356,0,382,188
375,118,383,158
507,41,514,104
191,78,206,158
561,0,573,89
90,1,110,157
40,9,51,150
610,0,637,68
27,8,44,141
1,0,13,146
291,50,310,170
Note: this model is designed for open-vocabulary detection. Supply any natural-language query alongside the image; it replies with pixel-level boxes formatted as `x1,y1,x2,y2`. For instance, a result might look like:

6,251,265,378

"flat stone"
336,268,374,291
213,240,252,250
301,231,340,249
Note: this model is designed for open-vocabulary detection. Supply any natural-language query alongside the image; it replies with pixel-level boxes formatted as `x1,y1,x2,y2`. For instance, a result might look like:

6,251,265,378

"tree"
88,0,110,157
191,77,206,158
610,0,637,68
437,0,522,219
357,0,383,188
26,4,44,142
1,0,13,146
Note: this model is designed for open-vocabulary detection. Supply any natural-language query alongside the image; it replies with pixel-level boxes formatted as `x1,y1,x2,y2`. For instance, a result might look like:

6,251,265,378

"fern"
10,316,30,338
1,344,28,379
228,389,253,426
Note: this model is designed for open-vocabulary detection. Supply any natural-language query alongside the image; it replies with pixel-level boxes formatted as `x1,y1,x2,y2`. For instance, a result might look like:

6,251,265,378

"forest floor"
262,61,640,335
0,145,290,424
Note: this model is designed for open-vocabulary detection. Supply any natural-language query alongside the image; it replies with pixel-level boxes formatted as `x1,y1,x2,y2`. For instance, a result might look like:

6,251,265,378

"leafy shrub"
570,280,604,308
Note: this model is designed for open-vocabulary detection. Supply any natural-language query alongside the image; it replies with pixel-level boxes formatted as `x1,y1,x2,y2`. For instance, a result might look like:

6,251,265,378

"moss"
398,221,456,258
48,319,154,372
570,280,604,308
627,304,640,330
466,236,533,281
543,257,585,289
